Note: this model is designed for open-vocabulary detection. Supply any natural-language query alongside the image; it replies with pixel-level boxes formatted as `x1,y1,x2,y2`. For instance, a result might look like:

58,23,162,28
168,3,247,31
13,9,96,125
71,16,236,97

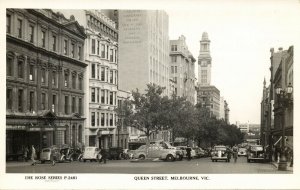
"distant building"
238,123,249,134
224,100,230,124
196,85,220,119
170,35,196,104
196,32,220,118
219,97,225,119
118,10,170,96
198,32,211,86
6,9,87,159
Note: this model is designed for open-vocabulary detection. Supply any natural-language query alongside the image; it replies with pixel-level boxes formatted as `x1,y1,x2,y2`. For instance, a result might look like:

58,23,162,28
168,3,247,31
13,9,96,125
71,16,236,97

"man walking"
232,145,238,163
99,147,107,164
186,145,192,161
31,145,37,166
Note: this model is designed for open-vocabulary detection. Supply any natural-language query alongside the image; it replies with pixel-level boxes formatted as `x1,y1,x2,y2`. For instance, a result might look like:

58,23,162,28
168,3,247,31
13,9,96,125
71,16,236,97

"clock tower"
198,32,212,86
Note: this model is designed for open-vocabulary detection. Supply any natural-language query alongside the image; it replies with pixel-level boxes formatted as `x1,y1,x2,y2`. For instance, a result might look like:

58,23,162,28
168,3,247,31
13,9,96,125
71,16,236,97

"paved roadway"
6,157,291,174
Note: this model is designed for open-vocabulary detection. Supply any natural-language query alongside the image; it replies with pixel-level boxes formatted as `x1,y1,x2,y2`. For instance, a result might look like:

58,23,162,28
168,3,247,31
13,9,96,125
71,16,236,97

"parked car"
193,147,206,158
40,146,62,164
211,145,229,162
131,144,177,161
176,146,196,158
82,147,101,162
151,141,183,160
108,147,123,160
247,145,267,163
238,148,247,157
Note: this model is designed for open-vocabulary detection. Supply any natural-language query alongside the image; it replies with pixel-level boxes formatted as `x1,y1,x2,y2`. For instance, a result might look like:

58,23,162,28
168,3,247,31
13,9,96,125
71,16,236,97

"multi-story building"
272,46,293,153
219,97,225,119
237,123,249,134
6,9,87,159
260,46,293,156
118,10,170,96
196,85,220,118
196,32,220,118
83,10,118,148
170,35,196,104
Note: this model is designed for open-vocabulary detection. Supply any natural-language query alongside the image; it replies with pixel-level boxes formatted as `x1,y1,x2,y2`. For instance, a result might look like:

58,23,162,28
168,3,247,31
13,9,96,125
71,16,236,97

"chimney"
278,47,283,51
270,48,274,54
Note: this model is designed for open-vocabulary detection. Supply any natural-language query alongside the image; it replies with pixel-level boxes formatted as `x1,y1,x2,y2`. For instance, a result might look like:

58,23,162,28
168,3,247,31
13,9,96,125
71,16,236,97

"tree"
129,84,168,156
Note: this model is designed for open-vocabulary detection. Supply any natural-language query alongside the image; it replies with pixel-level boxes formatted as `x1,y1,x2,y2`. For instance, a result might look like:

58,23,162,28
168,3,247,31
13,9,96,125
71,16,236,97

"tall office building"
118,10,170,96
170,35,196,104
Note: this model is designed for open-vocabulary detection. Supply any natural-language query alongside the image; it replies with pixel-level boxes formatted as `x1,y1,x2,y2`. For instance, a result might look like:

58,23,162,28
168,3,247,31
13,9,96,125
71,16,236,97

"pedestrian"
226,147,232,162
186,145,192,161
23,146,29,162
232,145,238,163
99,147,107,164
31,145,37,166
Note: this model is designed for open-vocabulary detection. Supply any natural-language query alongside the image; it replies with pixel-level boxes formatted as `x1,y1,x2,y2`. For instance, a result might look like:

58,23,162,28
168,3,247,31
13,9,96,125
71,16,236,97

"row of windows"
6,88,83,115
91,39,117,63
90,112,116,127
90,88,117,106
91,64,118,85
88,15,118,39
7,55,84,90
6,13,83,60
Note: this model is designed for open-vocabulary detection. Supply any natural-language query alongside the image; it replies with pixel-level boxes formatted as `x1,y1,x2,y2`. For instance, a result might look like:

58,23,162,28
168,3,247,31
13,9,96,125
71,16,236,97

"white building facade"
84,10,119,148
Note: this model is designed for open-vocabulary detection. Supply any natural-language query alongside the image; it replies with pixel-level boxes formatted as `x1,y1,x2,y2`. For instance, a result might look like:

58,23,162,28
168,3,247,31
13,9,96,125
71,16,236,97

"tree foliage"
117,84,244,150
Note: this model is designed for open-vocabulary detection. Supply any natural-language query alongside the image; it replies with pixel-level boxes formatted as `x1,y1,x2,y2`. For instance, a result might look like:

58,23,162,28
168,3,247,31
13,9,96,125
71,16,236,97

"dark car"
108,147,123,160
247,145,267,163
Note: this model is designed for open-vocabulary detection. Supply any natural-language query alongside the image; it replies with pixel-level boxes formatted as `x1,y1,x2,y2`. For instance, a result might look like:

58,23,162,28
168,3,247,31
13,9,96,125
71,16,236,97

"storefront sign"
100,130,110,135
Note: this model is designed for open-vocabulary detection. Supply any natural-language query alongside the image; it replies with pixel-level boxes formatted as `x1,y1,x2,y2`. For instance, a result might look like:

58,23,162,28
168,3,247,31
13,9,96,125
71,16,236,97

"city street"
6,157,291,174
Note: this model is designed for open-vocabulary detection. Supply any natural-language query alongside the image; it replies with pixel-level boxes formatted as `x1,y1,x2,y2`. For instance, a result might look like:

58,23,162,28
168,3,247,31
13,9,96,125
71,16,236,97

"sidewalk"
271,161,293,172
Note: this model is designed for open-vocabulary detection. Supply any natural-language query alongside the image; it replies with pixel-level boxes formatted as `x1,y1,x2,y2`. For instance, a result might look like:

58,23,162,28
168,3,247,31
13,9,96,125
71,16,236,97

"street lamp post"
275,83,293,171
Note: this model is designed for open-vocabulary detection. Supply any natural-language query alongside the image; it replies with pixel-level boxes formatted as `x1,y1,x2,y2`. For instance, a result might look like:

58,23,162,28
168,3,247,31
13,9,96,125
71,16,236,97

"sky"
56,1,299,124
166,1,300,124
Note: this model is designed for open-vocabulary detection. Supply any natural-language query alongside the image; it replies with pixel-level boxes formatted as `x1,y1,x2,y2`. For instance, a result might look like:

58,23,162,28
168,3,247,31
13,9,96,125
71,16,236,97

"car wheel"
166,154,174,162
247,159,250,163
139,155,145,160
41,160,45,164
179,155,183,161
83,159,86,162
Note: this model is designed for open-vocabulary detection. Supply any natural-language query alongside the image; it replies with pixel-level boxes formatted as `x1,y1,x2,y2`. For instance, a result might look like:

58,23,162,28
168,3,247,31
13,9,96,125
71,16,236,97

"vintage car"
40,146,62,164
82,147,101,162
247,145,266,162
152,141,184,160
238,147,247,157
193,147,206,158
211,145,229,162
176,146,196,158
108,147,123,160
131,144,177,161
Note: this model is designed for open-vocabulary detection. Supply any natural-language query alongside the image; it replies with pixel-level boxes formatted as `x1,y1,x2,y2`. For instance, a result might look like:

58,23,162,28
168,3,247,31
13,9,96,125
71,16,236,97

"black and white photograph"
1,0,300,189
